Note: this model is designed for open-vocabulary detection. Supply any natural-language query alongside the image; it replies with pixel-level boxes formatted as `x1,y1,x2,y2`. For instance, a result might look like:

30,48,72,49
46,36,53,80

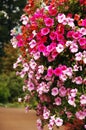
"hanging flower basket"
11,0,86,129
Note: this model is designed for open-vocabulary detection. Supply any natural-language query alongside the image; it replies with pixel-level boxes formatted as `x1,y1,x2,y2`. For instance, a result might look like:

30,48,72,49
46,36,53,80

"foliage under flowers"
11,0,86,129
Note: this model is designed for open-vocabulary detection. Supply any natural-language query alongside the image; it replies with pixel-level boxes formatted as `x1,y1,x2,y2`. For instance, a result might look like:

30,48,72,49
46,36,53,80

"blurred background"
0,0,26,107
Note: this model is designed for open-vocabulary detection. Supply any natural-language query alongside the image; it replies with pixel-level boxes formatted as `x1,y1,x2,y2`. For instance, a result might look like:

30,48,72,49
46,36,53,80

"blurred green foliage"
0,0,26,104
0,44,24,103
0,72,24,103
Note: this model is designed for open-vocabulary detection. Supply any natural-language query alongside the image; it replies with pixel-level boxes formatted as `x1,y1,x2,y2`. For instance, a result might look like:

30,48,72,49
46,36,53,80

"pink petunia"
57,13,66,24
41,27,50,35
51,87,59,96
80,95,86,105
44,17,54,27
54,67,62,76
56,44,64,53
55,117,63,127
49,31,57,40
59,86,67,97
48,5,57,16
47,67,53,77
82,19,86,26
76,110,85,120
69,43,78,53
38,44,46,52
78,37,86,49
75,52,83,61
54,97,62,106
72,31,82,39
68,96,76,107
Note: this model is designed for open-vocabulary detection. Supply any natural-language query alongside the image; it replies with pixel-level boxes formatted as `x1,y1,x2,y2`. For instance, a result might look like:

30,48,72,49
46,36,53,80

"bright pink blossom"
38,44,46,52
47,67,53,77
82,19,86,26
44,17,54,27
48,5,57,16
54,67,62,76
49,31,57,40
41,27,50,35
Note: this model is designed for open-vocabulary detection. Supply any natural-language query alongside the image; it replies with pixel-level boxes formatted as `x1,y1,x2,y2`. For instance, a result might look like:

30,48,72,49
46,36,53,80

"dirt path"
0,107,65,130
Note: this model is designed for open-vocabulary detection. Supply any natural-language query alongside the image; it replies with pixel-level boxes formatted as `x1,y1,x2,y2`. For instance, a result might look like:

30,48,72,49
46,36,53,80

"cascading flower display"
11,0,86,129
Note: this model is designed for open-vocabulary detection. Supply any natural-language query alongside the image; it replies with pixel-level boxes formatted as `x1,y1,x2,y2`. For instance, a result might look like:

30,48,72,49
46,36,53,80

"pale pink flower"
59,86,67,97
65,111,72,119
20,14,29,25
23,85,27,91
83,58,86,64
29,39,37,48
33,52,40,60
56,44,64,53
54,97,62,106
66,17,75,28
11,37,18,48
38,65,44,74
17,55,22,63
75,52,83,61
41,27,50,35
18,98,22,102
20,71,26,78
76,110,85,120
28,71,34,78
80,95,86,105
73,64,79,71
49,116,55,126
64,67,73,78
51,87,59,96
57,13,66,24
84,125,86,129
37,119,43,130
13,62,18,69
59,73,67,82
73,76,83,85
29,59,37,70
68,96,76,107
23,63,29,72
70,88,78,97
27,82,35,91
66,40,72,47
44,17,54,27
43,107,50,119
55,117,63,127
70,43,78,53
78,27,86,35
35,73,41,80
83,51,86,64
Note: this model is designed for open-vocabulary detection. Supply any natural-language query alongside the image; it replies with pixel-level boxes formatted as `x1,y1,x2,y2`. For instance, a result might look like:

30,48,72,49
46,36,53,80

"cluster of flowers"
11,0,86,129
